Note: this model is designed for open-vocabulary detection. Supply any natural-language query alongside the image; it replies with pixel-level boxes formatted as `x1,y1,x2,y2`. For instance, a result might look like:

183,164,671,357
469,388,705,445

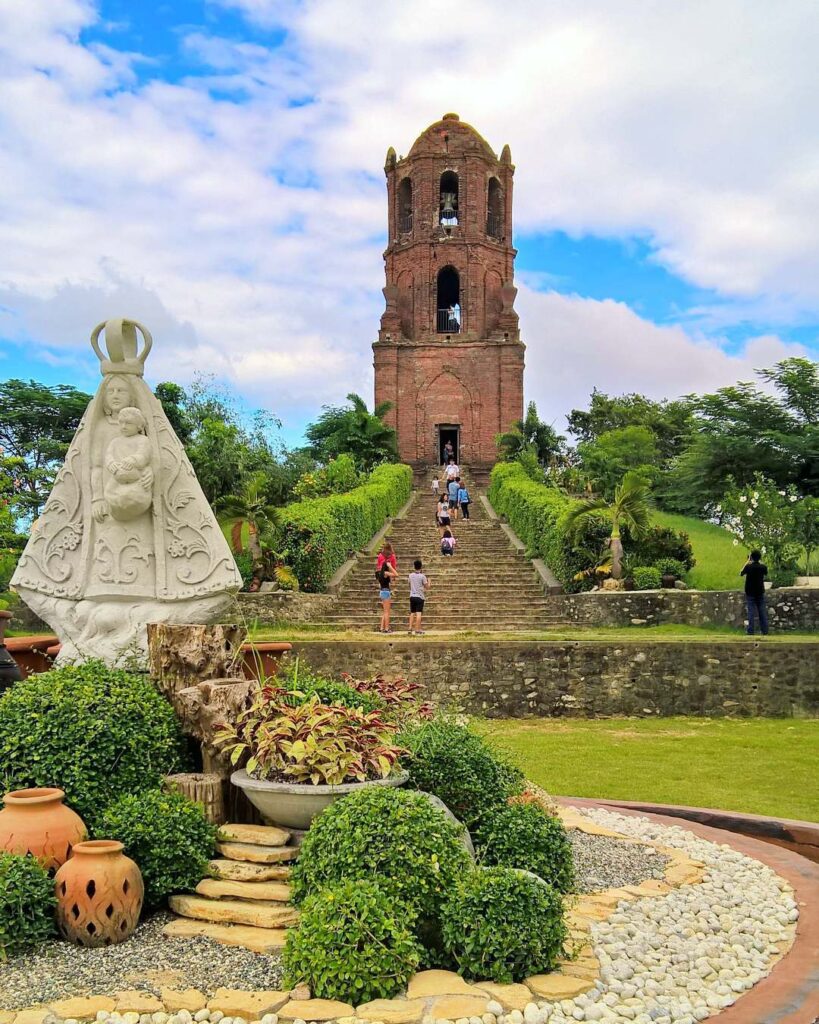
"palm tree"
306,393,397,470
215,472,281,588
564,470,653,579
497,401,564,465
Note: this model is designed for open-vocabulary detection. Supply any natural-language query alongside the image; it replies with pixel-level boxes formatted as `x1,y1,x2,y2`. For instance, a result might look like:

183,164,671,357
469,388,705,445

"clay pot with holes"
54,840,143,946
0,787,87,872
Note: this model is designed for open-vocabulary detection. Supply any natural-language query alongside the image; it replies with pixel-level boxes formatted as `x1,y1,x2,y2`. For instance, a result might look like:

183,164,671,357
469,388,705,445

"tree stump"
147,623,246,702
164,772,227,825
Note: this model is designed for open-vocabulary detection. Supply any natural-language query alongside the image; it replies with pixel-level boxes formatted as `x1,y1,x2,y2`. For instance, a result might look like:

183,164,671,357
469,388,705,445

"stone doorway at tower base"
437,424,460,465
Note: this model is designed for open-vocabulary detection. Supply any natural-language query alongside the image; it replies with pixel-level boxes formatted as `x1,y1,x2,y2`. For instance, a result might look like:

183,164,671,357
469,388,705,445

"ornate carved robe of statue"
11,318,242,666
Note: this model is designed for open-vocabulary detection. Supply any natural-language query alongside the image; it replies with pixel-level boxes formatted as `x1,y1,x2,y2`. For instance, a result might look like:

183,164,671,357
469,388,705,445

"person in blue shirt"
457,479,470,521
447,476,459,519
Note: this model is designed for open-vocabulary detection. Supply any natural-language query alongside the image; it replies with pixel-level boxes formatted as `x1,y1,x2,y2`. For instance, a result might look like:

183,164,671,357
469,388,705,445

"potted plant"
216,683,409,829
655,557,687,589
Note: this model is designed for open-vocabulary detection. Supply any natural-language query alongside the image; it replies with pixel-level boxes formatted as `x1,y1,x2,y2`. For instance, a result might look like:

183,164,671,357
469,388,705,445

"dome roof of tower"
406,113,497,160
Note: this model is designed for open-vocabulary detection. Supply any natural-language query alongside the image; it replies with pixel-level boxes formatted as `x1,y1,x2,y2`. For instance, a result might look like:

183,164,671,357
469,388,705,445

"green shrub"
100,789,216,909
653,557,687,579
624,524,695,570
283,880,422,1003
632,566,662,590
233,551,254,590
0,661,189,829
475,802,575,893
489,463,694,590
290,787,471,919
440,867,566,982
281,463,413,591
0,852,56,959
400,719,524,830
278,659,385,713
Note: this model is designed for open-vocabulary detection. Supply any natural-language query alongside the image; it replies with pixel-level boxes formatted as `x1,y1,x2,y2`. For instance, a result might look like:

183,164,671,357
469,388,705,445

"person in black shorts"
437,495,451,537
741,550,769,635
408,558,429,635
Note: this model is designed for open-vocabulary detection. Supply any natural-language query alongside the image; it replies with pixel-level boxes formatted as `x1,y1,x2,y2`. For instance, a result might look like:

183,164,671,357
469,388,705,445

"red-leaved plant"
340,673,435,721
215,684,406,786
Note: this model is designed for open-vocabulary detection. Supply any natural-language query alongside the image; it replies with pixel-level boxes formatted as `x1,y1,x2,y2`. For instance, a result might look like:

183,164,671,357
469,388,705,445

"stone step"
168,894,300,929
216,841,299,864
217,823,291,847
208,858,292,882
196,877,292,902
162,917,289,953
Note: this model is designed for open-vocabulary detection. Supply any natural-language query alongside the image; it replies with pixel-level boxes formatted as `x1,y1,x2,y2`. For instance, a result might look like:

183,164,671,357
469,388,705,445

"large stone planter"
231,769,410,830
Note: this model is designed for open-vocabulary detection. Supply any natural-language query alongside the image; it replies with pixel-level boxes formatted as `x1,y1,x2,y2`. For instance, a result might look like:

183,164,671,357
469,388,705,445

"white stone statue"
11,318,242,666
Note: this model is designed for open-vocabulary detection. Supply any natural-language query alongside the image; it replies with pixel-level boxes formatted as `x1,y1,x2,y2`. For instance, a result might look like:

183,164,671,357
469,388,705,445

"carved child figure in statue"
11,318,241,667
103,407,154,521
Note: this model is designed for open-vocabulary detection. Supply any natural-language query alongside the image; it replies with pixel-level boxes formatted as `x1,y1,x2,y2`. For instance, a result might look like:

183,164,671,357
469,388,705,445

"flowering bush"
720,474,802,573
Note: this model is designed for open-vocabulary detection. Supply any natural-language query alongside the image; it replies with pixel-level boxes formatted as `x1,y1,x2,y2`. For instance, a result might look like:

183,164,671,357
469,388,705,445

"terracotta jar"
54,840,143,947
0,787,87,871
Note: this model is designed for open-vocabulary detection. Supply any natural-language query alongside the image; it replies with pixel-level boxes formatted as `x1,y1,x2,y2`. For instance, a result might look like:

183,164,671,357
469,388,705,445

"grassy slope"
478,717,819,821
652,510,740,590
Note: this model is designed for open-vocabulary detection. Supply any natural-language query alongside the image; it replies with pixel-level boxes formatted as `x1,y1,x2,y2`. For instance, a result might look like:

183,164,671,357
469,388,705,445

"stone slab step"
169,894,299,928
217,823,291,847
208,858,291,882
162,917,288,953
216,841,299,863
196,877,291,902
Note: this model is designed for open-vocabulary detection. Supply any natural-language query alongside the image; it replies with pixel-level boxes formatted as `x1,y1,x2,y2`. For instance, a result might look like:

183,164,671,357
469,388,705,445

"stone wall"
237,591,335,626
289,639,819,718
546,588,819,632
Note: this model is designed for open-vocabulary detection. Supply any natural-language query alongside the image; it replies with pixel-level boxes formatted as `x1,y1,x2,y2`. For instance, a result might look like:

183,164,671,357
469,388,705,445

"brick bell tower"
373,112,525,470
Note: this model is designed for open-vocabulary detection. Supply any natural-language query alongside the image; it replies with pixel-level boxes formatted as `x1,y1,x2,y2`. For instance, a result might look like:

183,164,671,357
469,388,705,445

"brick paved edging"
563,798,819,1023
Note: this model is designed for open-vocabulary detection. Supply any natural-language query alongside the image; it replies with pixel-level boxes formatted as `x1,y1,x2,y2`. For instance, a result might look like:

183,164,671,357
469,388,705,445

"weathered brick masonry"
374,114,525,468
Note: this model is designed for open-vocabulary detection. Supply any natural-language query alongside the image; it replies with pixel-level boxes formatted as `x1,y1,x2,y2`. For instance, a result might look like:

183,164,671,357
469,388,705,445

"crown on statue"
90,318,153,376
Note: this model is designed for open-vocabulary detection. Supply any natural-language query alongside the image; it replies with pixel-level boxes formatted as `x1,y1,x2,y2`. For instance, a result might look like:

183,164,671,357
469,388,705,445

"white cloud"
517,286,808,430
0,0,816,437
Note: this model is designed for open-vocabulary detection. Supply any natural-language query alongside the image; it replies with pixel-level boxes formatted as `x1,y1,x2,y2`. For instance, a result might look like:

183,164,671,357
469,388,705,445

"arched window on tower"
487,177,503,238
439,171,459,226
436,266,461,333
398,177,413,233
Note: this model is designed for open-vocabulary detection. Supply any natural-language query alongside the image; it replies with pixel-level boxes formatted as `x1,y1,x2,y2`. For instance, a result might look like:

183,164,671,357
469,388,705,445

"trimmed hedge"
280,463,412,591
488,463,693,591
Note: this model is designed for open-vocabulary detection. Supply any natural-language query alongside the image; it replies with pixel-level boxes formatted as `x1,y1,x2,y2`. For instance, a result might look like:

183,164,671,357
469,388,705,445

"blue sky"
0,0,817,448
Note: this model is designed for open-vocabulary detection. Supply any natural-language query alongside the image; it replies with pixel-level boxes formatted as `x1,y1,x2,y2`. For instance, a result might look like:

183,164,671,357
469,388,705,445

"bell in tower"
374,113,525,472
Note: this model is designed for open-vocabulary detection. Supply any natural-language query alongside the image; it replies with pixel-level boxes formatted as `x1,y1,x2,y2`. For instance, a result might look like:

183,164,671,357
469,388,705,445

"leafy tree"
720,475,801,575
0,379,91,519
293,454,360,500
305,393,397,471
154,382,194,444
497,401,565,465
567,390,695,462
565,470,653,579
576,425,659,499
669,358,819,513
216,471,282,586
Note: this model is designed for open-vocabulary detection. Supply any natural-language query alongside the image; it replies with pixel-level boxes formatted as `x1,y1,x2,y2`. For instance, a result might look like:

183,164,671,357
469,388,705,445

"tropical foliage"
565,470,653,579
496,401,565,466
306,393,398,471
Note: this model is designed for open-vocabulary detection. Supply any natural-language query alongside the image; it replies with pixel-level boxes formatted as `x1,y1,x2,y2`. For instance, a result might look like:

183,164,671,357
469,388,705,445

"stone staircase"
164,823,300,952
323,469,563,632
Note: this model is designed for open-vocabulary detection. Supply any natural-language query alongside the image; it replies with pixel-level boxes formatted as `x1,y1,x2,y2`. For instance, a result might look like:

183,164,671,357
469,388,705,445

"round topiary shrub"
632,566,662,590
283,879,422,1003
100,789,217,908
475,802,575,893
0,852,57,958
0,661,189,829
400,720,524,830
440,866,566,983
290,787,471,919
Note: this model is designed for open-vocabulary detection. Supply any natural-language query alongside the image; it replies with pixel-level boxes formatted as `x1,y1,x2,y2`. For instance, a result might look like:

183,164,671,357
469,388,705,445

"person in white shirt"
431,475,440,498
408,559,430,635
444,459,460,481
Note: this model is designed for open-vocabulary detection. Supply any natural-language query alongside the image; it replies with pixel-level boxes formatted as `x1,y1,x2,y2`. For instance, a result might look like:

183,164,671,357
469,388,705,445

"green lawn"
477,717,819,821
653,510,741,590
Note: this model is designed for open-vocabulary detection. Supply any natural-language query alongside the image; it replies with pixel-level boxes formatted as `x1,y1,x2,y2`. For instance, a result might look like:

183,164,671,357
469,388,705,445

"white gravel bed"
0,912,284,1011
530,806,798,1024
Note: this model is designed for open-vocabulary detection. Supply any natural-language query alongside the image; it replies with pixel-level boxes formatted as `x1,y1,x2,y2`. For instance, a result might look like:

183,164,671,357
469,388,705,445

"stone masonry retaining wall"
236,591,335,625
289,639,819,718
547,587,819,632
